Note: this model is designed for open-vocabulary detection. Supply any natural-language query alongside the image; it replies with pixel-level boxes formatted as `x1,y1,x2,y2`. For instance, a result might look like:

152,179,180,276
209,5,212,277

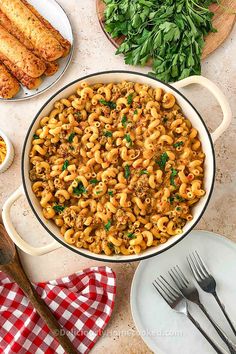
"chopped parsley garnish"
108,190,113,196
124,165,131,179
140,170,149,175
105,220,112,232
90,179,99,185
168,196,175,204
156,152,169,170
68,132,76,143
124,134,132,145
127,233,136,239
169,194,185,204
96,190,102,195
33,134,39,140
163,117,168,123
104,131,112,137
62,160,69,171
175,194,184,202
134,109,138,115
121,115,127,127
170,168,178,186
69,145,75,150
53,205,65,213
176,207,182,211
127,94,133,105
99,99,116,110
173,141,184,148
73,182,87,195
108,242,114,250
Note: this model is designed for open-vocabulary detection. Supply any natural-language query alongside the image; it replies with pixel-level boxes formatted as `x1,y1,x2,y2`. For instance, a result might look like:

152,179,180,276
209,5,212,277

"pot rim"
21,70,216,262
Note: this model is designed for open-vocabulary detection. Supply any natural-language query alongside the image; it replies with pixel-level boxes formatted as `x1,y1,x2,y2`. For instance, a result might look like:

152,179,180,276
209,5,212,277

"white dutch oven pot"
2,71,232,262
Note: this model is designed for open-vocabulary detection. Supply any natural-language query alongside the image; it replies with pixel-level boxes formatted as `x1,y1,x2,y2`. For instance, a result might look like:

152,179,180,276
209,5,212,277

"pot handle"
2,185,61,256
172,75,232,143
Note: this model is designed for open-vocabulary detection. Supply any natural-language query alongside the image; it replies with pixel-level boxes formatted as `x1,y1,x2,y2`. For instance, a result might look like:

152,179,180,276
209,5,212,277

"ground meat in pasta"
29,81,205,256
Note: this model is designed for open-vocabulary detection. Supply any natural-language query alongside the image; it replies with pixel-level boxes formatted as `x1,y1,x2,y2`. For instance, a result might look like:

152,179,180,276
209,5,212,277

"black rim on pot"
22,70,216,262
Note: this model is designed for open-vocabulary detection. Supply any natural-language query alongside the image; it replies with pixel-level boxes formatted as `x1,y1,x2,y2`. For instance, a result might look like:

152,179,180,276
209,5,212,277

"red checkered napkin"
0,266,116,354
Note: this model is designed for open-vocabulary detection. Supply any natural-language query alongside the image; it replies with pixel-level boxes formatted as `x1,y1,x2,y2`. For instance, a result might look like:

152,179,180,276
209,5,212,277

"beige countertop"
0,1,235,353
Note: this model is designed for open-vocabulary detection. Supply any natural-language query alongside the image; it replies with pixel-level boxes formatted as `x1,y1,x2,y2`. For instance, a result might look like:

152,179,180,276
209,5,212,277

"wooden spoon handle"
3,259,78,354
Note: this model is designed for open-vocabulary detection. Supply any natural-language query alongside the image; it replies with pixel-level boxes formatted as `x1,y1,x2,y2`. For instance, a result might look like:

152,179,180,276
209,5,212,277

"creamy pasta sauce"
29,81,205,256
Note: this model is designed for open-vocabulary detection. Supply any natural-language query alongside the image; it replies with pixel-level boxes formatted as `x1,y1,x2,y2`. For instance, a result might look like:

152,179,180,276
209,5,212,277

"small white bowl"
0,128,14,174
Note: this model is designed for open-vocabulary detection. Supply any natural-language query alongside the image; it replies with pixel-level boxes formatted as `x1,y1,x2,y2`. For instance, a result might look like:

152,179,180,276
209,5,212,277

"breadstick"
0,62,20,99
0,10,58,77
21,0,71,57
0,0,64,62
0,24,46,78
0,54,42,90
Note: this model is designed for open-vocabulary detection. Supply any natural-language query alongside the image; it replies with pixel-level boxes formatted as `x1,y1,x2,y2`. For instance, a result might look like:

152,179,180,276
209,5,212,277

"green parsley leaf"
140,170,149,175
104,131,113,137
62,160,69,171
90,179,99,185
99,99,116,109
170,168,178,186
176,206,182,211
104,0,215,83
96,190,102,194
175,194,184,202
107,242,114,250
108,190,114,196
99,99,107,105
134,109,138,115
168,196,175,204
156,152,169,170
68,132,76,143
163,117,168,123
73,182,87,195
173,141,184,148
124,165,131,179
127,94,133,105
124,134,132,145
105,220,112,231
33,134,39,140
69,145,75,150
121,115,127,127
53,205,65,213
127,233,136,239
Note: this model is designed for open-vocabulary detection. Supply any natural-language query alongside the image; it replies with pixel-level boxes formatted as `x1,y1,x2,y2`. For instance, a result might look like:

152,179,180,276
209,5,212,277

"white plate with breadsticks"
0,0,73,101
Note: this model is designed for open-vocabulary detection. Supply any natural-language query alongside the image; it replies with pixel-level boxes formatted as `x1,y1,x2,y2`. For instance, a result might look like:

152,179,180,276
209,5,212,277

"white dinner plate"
1,0,73,101
131,230,236,354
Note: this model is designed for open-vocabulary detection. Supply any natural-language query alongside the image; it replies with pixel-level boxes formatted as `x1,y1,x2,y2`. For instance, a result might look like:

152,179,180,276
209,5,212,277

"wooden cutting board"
96,0,236,60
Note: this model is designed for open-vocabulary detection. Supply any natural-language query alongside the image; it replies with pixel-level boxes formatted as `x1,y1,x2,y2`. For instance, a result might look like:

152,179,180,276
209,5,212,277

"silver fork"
152,275,226,354
169,265,236,354
188,251,236,337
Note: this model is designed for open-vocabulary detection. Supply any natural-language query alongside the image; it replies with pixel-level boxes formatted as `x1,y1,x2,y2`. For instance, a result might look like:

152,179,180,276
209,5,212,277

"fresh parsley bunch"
104,0,216,82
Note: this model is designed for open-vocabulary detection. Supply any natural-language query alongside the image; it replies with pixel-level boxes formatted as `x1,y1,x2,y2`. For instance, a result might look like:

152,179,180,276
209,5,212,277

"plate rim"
0,0,74,102
130,230,236,354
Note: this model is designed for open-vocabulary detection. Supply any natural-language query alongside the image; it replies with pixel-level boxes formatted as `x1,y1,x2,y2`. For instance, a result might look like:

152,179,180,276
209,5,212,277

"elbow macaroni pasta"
0,137,7,164
29,81,205,256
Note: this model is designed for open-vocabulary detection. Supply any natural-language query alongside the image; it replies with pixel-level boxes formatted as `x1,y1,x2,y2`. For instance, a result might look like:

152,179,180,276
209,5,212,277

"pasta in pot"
29,81,205,256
